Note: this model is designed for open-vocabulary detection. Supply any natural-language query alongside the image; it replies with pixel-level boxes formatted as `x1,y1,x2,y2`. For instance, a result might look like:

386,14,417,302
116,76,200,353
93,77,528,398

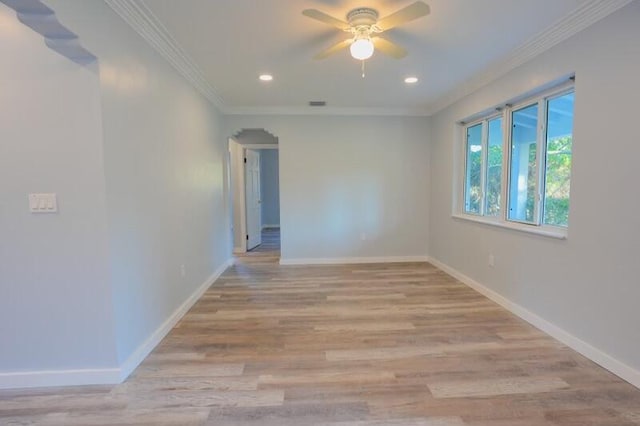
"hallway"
248,228,280,254
236,227,280,264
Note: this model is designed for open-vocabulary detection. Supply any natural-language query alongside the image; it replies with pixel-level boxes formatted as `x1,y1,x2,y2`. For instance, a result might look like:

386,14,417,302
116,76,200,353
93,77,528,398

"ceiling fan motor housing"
347,8,379,27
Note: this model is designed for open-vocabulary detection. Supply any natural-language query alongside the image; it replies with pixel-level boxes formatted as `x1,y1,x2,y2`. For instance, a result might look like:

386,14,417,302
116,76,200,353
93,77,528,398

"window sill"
451,214,567,240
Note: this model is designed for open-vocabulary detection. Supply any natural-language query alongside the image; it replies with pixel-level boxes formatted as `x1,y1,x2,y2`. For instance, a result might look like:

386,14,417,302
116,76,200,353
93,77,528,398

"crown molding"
103,0,225,110
224,106,431,117
426,0,635,115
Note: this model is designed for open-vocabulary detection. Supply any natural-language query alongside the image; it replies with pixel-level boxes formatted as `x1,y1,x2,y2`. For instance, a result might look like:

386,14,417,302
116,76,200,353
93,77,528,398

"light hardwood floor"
2,233,640,425
249,227,280,253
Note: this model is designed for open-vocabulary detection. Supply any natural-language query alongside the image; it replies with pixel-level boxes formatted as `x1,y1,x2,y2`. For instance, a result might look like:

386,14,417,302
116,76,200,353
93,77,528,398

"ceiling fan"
302,1,430,62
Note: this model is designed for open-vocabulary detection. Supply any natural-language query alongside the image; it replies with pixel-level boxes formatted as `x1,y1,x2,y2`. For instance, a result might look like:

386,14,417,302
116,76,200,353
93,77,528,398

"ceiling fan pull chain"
362,60,366,78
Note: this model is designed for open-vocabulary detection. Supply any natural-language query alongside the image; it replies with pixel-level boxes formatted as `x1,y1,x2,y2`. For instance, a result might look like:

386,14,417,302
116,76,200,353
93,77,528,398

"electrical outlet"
180,264,186,277
488,254,495,267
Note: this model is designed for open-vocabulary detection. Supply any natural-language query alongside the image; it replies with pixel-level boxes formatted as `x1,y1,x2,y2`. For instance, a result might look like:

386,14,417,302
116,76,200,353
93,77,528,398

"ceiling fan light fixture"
303,2,431,66
350,38,374,60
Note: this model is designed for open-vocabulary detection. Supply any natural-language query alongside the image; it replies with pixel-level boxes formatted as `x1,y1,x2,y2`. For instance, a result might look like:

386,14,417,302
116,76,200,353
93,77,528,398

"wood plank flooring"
2,232,640,424
248,227,281,253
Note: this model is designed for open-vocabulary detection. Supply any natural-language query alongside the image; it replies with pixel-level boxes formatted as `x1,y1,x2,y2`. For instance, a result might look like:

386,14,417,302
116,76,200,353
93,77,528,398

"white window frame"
454,81,574,239
507,99,543,226
462,114,503,217
540,88,575,227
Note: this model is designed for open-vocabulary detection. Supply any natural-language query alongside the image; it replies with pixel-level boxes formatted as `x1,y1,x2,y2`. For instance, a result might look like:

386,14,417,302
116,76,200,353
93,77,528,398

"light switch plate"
29,193,58,213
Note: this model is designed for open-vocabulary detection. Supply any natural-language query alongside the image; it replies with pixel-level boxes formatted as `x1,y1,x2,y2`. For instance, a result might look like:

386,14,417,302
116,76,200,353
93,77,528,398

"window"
461,83,574,232
543,92,574,227
509,103,539,223
464,123,482,214
463,117,503,216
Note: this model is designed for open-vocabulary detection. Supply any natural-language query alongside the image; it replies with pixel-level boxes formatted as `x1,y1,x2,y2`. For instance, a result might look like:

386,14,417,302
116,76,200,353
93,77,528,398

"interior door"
245,149,262,250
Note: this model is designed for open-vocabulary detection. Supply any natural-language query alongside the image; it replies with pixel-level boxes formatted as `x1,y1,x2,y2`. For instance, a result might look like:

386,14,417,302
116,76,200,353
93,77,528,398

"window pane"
485,117,503,216
509,104,538,223
464,123,483,214
544,92,574,226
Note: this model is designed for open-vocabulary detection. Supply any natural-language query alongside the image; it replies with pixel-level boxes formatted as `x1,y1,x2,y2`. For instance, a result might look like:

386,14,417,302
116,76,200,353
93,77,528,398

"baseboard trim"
0,258,233,390
0,368,121,390
427,256,640,390
279,256,429,266
119,258,233,381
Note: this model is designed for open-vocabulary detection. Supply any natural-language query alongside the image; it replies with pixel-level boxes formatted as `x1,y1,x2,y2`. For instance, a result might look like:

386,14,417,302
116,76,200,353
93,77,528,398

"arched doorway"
228,128,280,262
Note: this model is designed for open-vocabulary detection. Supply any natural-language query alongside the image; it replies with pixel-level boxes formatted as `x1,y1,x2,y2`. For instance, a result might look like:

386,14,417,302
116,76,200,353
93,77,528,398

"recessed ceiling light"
404,76,419,84
259,74,273,82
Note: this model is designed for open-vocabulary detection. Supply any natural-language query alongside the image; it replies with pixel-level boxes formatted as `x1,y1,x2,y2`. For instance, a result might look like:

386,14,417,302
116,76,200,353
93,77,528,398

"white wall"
46,0,231,367
0,3,118,378
260,149,280,227
225,115,431,263
429,1,640,380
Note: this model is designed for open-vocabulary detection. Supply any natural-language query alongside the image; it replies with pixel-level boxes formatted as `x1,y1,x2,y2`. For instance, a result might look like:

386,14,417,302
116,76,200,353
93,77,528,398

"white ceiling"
110,0,626,114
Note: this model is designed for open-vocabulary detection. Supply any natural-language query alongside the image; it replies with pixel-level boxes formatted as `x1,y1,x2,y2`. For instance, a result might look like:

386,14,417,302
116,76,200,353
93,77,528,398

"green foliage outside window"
466,147,482,213
544,136,572,226
467,136,571,225
485,144,503,216
462,88,572,229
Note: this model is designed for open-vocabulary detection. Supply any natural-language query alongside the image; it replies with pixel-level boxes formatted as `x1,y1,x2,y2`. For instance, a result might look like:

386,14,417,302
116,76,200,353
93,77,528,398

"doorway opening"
228,129,280,262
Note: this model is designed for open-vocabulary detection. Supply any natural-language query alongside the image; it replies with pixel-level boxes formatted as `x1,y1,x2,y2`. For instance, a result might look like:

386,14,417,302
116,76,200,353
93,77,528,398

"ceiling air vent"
309,101,326,107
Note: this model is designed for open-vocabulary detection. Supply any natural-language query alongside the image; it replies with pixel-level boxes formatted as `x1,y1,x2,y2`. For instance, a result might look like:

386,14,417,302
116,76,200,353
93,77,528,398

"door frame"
228,138,279,254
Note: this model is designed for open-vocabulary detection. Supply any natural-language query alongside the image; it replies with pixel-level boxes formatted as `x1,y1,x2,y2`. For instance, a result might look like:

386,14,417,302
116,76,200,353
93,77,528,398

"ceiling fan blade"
377,1,430,32
302,9,350,30
372,37,407,59
314,38,353,60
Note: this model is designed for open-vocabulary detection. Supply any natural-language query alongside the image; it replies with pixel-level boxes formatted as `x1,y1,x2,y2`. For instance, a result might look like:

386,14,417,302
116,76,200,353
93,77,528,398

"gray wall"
0,3,117,375
429,2,640,375
48,0,231,366
260,150,280,227
225,115,431,262
0,0,230,385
